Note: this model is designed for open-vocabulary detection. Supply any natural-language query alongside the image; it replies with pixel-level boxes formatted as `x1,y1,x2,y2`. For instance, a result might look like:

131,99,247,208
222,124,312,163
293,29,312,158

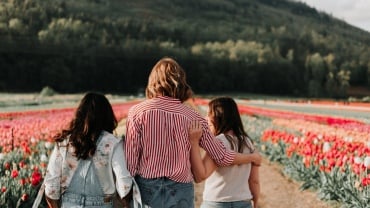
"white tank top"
203,133,254,202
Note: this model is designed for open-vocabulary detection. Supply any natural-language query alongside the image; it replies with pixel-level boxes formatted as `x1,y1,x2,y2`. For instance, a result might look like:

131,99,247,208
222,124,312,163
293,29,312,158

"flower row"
0,101,138,153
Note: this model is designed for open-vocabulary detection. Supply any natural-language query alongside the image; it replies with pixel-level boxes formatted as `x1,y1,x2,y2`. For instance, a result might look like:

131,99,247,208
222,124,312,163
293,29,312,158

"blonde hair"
146,57,192,102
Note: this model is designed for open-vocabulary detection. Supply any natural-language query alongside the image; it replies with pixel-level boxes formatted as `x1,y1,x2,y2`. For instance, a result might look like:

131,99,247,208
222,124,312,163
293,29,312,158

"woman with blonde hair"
125,57,261,208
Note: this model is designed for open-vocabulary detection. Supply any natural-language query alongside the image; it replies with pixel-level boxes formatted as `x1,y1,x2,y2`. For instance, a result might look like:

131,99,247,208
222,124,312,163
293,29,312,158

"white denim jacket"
44,131,142,206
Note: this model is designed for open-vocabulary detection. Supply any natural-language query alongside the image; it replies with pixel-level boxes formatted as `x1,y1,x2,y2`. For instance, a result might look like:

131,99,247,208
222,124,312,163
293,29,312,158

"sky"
294,0,370,32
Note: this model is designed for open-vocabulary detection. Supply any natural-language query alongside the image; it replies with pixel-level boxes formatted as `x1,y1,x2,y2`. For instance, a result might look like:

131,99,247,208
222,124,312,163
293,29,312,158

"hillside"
0,0,369,98
65,0,370,40
58,0,370,45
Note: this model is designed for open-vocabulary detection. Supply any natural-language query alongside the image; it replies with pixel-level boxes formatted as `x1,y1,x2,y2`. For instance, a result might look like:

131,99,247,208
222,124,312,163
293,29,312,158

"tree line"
0,0,369,98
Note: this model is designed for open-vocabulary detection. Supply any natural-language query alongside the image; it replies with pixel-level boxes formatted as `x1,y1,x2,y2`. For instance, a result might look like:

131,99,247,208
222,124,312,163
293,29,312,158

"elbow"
193,175,207,183
214,159,228,167
193,178,202,183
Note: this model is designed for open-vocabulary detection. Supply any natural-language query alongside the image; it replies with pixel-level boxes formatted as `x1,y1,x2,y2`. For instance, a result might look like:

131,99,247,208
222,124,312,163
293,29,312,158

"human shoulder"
215,133,227,140
129,100,148,112
244,136,256,153
215,133,228,144
128,99,158,115
100,131,121,145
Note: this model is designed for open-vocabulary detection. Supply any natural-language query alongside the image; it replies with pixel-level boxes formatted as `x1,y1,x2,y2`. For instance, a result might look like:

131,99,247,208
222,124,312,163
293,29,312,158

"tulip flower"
21,193,29,201
323,142,331,153
11,169,19,178
31,170,42,187
364,156,370,168
4,162,10,170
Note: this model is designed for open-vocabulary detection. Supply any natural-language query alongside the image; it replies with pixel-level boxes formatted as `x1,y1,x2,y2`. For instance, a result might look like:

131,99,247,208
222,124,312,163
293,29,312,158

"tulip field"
0,97,369,207
236,101,370,208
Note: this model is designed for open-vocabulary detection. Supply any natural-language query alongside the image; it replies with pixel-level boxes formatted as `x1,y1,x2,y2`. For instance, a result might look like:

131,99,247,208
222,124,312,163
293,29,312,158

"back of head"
56,92,118,159
208,97,250,153
146,57,192,102
208,97,242,136
75,92,117,135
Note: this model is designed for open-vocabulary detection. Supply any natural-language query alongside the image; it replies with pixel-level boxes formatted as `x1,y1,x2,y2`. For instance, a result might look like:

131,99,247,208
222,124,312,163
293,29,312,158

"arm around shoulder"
189,120,217,183
232,151,262,165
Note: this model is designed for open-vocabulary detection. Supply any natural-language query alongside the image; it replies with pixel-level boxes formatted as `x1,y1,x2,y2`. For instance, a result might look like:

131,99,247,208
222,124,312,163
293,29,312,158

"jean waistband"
62,192,114,205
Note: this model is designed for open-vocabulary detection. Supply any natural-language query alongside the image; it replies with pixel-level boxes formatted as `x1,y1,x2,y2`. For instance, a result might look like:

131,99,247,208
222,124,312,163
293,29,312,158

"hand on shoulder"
189,120,202,145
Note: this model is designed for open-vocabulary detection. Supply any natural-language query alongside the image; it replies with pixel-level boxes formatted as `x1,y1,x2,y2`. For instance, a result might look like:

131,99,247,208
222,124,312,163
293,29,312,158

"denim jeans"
135,176,194,208
201,200,252,208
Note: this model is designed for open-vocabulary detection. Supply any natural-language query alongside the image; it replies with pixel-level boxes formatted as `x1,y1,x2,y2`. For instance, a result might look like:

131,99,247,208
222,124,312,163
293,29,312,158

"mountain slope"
0,0,369,96
60,0,370,45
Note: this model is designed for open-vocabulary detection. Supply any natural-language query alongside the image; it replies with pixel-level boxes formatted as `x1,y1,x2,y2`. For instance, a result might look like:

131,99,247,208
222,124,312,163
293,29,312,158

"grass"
0,93,136,112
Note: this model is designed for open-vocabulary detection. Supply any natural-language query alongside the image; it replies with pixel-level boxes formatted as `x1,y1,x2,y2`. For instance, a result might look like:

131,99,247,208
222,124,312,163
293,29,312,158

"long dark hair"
146,57,192,102
54,92,118,160
208,97,253,153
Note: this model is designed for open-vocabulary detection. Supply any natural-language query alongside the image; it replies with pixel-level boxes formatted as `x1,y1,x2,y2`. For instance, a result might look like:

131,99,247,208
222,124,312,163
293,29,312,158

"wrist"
190,141,200,146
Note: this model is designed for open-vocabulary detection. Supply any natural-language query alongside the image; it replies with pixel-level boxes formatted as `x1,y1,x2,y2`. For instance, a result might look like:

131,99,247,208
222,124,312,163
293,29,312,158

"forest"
0,0,369,98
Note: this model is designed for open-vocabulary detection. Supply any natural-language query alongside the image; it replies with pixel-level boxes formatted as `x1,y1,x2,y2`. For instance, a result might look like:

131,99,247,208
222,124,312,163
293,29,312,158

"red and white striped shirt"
125,96,235,183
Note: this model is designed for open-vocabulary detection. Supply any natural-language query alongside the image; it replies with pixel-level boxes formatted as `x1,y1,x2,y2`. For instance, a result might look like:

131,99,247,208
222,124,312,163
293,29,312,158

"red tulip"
361,176,370,187
4,162,10,170
11,170,19,178
19,161,26,169
19,178,27,186
21,193,29,201
31,171,42,187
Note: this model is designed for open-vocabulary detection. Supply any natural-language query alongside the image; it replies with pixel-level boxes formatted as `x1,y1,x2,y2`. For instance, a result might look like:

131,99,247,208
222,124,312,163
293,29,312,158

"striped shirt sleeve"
125,108,142,176
199,119,235,166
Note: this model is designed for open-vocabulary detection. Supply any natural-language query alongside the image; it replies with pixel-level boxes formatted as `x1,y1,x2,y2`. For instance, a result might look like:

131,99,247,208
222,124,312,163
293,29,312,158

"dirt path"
194,158,337,208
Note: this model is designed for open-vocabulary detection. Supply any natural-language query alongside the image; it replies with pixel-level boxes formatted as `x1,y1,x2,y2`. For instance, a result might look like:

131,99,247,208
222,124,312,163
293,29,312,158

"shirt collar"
156,96,181,104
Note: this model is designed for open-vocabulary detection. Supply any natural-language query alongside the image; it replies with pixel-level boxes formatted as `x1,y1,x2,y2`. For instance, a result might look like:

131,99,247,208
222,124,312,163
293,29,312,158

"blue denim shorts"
201,200,252,208
135,176,194,208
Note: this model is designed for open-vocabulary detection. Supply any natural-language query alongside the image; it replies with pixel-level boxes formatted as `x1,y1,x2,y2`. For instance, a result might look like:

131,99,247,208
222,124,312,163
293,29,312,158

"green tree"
305,53,326,97
336,69,351,97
